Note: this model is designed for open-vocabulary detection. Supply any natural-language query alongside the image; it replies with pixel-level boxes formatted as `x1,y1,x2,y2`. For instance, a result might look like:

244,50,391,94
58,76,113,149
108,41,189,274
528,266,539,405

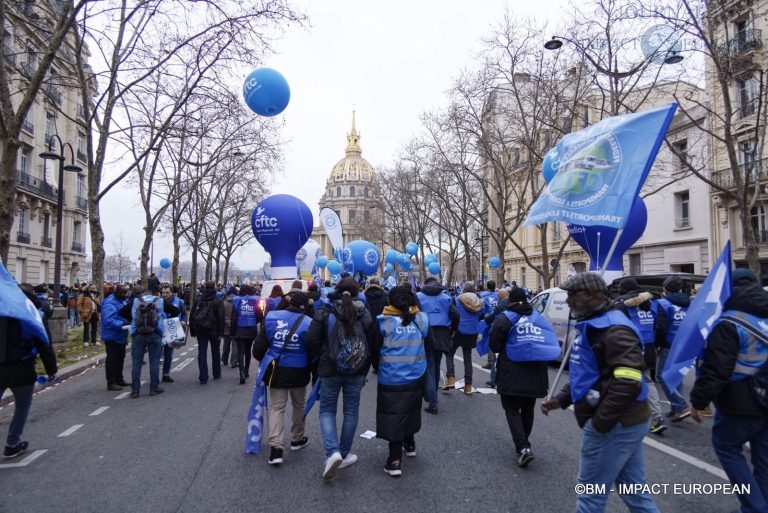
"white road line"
643,436,728,480
115,392,130,400
58,424,84,437
89,406,110,416
0,449,47,468
172,358,195,373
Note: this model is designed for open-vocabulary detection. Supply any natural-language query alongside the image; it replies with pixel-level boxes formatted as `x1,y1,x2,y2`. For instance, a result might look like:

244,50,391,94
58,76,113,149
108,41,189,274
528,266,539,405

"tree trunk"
0,140,20,264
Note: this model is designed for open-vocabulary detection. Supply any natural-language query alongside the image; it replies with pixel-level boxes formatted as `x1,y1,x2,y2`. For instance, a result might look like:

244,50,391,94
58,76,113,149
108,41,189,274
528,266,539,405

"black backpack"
327,312,368,374
192,299,214,330
136,297,159,335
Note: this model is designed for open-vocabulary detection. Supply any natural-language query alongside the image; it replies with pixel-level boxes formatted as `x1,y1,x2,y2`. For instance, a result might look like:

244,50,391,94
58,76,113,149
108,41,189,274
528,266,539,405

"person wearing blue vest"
479,281,500,371
160,284,186,384
253,292,313,466
541,273,658,513
449,282,484,395
489,287,558,468
690,268,768,513
371,286,429,477
101,284,131,391
653,275,691,422
613,279,666,435
416,277,458,413
232,284,263,384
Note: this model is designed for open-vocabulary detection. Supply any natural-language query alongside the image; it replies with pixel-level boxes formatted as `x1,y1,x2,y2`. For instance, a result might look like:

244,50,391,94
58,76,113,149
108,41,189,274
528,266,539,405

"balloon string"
596,232,601,271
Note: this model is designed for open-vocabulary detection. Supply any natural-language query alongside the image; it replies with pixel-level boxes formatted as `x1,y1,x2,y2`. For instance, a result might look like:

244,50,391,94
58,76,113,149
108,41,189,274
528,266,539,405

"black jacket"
190,289,225,338
690,284,768,416
488,302,549,398
0,317,57,388
364,285,389,318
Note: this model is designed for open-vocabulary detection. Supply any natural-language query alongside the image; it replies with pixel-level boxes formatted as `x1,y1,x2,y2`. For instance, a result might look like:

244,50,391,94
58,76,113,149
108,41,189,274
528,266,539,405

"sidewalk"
0,350,107,408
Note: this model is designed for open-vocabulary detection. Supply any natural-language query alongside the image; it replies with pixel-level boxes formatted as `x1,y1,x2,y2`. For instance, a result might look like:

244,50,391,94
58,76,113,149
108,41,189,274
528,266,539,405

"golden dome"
330,110,376,183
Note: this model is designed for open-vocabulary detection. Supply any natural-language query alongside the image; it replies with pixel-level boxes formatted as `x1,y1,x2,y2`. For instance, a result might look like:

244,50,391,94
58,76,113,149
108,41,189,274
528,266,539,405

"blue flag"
0,259,49,344
661,241,732,391
303,378,321,419
244,354,274,454
476,320,490,357
525,103,678,228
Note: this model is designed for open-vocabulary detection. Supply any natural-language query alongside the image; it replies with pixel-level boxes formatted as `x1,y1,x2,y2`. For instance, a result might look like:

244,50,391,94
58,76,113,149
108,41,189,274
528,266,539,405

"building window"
675,190,690,228
671,139,689,171
512,147,520,166
737,74,757,117
552,222,562,241
349,209,356,223
751,204,767,243
350,185,356,197
629,253,641,275
364,187,369,198
73,220,81,245
45,112,55,145
739,138,757,180
18,208,28,234
76,173,85,197
20,147,30,174
76,132,87,162
336,186,341,197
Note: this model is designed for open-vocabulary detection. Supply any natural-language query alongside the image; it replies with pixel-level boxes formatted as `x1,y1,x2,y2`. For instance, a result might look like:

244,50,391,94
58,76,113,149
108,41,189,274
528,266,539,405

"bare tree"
104,231,134,282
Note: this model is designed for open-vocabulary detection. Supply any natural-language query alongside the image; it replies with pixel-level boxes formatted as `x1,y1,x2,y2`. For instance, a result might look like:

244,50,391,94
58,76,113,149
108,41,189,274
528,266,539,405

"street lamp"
150,228,162,276
474,235,489,286
39,135,83,302
544,35,684,71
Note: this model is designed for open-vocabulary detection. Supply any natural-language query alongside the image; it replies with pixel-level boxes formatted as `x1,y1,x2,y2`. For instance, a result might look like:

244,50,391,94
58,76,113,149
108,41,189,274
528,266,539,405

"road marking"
58,424,84,437
115,392,130,400
173,358,195,373
0,449,47,468
643,436,728,480
89,406,110,416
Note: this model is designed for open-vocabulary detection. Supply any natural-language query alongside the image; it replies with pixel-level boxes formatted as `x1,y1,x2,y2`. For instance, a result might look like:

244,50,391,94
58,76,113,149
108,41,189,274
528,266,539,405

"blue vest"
234,295,259,328
479,291,499,316
569,310,648,403
657,298,687,345
502,310,561,362
621,302,655,345
416,292,452,327
265,296,282,314
264,310,310,368
718,311,768,383
376,312,428,386
455,299,482,335
160,295,184,321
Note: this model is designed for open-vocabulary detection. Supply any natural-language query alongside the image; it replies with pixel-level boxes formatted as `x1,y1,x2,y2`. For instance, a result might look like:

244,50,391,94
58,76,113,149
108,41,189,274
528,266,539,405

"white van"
530,287,576,364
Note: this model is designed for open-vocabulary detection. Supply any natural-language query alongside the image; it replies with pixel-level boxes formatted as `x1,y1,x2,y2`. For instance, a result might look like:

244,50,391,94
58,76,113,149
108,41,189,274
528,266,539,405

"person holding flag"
689,268,768,513
0,262,58,459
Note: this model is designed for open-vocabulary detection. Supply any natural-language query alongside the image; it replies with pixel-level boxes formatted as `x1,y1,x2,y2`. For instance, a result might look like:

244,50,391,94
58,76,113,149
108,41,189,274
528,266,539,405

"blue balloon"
159,258,171,269
316,256,328,269
399,253,411,267
327,260,342,275
251,194,313,279
243,68,290,117
385,263,394,273
400,259,412,271
568,196,647,272
385,249,399,264
343,240,381,275
405,241,419,256
488,257,501,270
423,254,437,266
542,147,560,183
245,270,252,276
428,262,440,275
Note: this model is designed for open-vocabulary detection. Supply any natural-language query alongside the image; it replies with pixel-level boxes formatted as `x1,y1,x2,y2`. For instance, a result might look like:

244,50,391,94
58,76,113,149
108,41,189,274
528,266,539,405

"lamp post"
475,235,489,286
40,135,83,302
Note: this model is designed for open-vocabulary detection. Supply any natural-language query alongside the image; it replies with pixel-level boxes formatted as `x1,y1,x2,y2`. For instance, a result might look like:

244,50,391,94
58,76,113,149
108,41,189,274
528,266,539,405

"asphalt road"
0,342,744,513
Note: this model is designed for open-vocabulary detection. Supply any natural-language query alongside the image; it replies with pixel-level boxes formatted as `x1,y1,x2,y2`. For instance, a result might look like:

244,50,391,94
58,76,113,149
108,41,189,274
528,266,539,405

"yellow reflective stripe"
614,367,642,381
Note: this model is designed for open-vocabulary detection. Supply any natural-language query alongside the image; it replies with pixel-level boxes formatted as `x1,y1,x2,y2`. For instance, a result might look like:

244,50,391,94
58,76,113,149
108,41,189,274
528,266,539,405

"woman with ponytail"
371,286,430,477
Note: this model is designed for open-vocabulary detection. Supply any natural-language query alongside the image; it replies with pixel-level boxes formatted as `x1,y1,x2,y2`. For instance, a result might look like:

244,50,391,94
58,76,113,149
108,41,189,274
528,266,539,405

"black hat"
560,272,607,293
508,287,528,304
732,268,758,287
619,278,639,294
288,291,309,310
663,276,683,293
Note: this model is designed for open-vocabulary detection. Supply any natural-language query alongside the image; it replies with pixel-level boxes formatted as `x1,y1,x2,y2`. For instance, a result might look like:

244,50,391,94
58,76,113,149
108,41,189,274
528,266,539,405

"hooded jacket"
453,291,484,347
690,284,768,416
364,284,389,318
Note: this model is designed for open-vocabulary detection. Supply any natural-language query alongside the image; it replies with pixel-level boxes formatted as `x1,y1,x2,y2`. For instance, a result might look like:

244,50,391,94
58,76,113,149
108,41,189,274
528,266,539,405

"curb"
0,351,107,409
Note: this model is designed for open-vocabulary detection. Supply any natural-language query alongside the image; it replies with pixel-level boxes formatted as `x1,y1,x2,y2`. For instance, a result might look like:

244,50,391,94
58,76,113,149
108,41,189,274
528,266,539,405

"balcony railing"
21,119,34,134
16,232,30,244
41,236,52,248
729,29,763,55
17,171,58,201
75,195,88,212
71,242,84,253
711,158,768,189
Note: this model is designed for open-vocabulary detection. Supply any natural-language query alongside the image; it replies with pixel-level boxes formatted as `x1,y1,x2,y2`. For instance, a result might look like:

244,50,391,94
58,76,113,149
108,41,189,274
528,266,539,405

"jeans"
575,418,659,513
457,346,473,385
0,383,34,447
68,308,79,327
490,354,498,385
196,330,221,382
656,347,688,413
445,347,456,377
424,349,439,407
221,336,237,367
131,332,162,392
104,341,126,384
318,374,366,458
162,345,174,376
501,395,536,453
711,410,768,513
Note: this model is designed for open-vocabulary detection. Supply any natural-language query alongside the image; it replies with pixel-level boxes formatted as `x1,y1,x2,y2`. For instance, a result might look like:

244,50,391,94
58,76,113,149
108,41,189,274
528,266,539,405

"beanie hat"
619,278,639,294
732,268,758,287
288,291,309,311
663,276,683,293
560,272,607,293
508,287,528,304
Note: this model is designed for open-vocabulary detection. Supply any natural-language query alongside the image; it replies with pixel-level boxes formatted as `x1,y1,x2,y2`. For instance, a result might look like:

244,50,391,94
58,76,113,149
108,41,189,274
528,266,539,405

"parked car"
530,273,707,364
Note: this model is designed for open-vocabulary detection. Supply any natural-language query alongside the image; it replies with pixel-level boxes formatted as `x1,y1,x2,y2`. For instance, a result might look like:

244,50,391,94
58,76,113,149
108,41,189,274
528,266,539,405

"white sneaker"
323,451,342,480
339,453,358,469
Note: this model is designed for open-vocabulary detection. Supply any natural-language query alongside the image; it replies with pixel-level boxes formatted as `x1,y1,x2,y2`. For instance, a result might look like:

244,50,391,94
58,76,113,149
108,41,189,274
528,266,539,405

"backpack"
721,314,768,410
327,312,368,374
136,297,159,335
192,299,214,330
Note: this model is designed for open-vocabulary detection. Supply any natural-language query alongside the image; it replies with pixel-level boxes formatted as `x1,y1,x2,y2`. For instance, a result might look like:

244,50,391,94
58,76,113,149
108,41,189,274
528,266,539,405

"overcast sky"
98,0,567,272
